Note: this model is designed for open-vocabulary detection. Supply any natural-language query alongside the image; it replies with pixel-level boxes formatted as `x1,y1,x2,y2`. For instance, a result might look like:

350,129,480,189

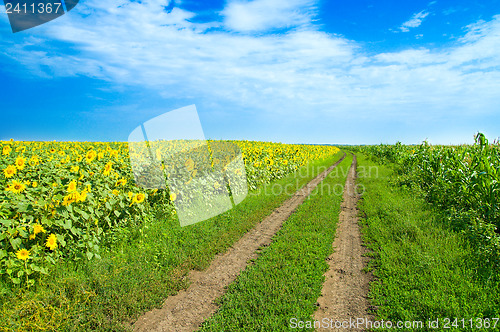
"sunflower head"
29,155,40,166
33,223,46,235
67,180,77,193
103,162,113,176
16,249,30,260
7,180,26,194
15,156,26,170
133,193,146,204
116,178,127,186
85,150,97,163
2,145,12,155
45,234,57,251
184,158,195,172
3,165,16,178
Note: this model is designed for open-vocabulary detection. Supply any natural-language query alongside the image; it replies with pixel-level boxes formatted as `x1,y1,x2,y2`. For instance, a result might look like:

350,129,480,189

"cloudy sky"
1,0,499,144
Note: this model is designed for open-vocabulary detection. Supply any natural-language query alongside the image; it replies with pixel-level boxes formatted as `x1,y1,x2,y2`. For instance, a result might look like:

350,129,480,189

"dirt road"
133,154,346,332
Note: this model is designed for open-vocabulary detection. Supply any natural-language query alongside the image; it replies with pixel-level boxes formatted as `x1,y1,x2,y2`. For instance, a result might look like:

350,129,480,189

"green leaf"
86,251,94,260
80,210,90,220
63,219,72,230
9,238,22,250
16,203,29,213
1,219,12,228
18,228,29,238
70,227,80,236
0,250,6,259
56,234,66,247
114,210,121,217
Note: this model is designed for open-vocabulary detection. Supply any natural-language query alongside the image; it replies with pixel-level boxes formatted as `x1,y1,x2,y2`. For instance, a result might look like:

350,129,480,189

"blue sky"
1,0,499,144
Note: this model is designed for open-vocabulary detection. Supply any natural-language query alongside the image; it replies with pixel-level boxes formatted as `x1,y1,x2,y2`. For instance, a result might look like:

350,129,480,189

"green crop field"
1,134,500,331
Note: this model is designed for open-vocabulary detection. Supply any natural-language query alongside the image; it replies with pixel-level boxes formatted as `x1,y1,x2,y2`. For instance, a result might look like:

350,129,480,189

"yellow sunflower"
16,249,30,260
85,150,97,163
45,234,57,250
3,165,16,178
6,180,26,194
185,158,195,171
15,156,26,170
103,162,113,176
29,155,40,166
2,145,12,155
133,193,146,204
67,180,77,193
33,223,46,235
77,190,87,203
170,193,177,201
62,192,80,206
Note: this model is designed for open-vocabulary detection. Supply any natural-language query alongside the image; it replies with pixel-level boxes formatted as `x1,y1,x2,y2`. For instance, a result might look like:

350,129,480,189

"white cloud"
1,1,499,128
222,0,317,32
399,10,430,32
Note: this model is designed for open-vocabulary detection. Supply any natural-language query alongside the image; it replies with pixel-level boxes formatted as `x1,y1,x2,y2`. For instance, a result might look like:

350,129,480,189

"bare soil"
314,154,374,331
133,153,346,332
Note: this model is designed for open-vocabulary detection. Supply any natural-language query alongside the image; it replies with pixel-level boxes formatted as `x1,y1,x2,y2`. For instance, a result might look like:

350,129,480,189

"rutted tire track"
314,154,374,331
133,153,346,332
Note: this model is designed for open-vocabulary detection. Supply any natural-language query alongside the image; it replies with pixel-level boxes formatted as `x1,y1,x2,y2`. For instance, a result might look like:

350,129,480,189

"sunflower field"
0,140,339,286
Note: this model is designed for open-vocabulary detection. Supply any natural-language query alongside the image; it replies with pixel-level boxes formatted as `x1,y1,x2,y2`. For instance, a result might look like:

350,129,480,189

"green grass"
198,154,353,331
356,153,500,332
0,152,345,332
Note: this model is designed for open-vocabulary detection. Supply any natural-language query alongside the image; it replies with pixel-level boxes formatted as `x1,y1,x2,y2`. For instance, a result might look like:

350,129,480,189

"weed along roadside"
354,148,500,332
